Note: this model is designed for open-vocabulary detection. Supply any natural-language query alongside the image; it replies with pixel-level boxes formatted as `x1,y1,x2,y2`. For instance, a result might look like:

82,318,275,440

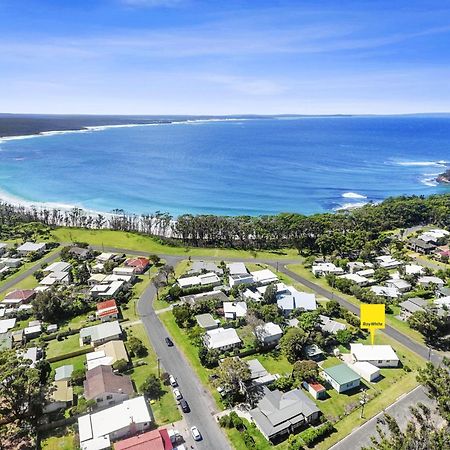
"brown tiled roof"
84,365,134,400
4,289,35,301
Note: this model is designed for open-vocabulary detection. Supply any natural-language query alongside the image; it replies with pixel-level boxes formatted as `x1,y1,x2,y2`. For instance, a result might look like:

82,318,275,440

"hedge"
46,346,94,363
300,422,334,447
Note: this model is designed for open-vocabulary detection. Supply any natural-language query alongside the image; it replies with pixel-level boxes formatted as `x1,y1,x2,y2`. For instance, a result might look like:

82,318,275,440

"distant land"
1,113,449,138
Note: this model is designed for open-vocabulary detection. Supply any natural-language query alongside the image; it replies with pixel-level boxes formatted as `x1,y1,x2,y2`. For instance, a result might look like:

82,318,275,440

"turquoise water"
0,117,449,216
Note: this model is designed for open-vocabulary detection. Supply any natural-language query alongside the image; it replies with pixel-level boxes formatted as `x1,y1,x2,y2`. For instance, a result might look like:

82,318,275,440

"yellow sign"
360,304,385,345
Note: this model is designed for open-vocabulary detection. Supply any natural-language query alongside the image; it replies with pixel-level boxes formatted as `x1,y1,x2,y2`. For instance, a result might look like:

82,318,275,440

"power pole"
157,357,161,378
360,389,368,418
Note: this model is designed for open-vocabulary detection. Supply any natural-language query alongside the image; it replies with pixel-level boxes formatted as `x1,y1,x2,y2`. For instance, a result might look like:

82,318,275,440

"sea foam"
342,192,367,199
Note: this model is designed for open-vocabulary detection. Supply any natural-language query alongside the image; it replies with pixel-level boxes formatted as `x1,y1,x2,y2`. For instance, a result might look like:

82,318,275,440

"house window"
378,360,383,364
97,398,103,402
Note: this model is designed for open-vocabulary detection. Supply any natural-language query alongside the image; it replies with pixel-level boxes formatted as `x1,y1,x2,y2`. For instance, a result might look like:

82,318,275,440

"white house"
78,396,153,450
204,327,241,351
229,273,254,288
418,276,445,288
338,273,370,287
96,252,117,263
277,287,316,315
40,271,71,286
16,242,46,256
312,262,344,277
350,361,380,382
435,296,450,308
322,364,360,393
198,272,221,286
250,269,278,285
80,321,122,347
223,301,247,319
404,264,424,276
255,322,283,345
319,315,346,334
371,285,400,299
227,262,248,275
112,266,136,278
375,255,402,269
386,279,411,293
44,261,71,273
350,343,399,367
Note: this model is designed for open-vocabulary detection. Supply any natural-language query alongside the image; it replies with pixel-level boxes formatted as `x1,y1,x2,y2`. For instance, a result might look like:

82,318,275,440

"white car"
173,388,183,400
191,426,202,441
169,375,178,387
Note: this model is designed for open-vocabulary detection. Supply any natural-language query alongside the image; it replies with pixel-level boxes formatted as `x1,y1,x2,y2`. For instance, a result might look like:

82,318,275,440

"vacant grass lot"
50,354,87,373
50,227,301,260
46,334,82,358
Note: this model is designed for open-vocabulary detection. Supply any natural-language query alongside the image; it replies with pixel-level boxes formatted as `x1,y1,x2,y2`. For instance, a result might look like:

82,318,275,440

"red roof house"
114,429,172,450
125,257,150,274
3,289,36,306
96,299,119,322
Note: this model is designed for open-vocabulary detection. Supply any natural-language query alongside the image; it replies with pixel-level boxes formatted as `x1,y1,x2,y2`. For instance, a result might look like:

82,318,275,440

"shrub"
242,430,256,449
112,358,129,373
300,422,334,447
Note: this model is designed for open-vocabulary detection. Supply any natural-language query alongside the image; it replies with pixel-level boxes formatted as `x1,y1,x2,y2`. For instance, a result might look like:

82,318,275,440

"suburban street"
329,385,440,450
0,249,61,295
136,256,231,450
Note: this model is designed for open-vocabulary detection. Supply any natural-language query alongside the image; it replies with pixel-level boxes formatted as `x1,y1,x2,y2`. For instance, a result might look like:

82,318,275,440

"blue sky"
1,0,450,114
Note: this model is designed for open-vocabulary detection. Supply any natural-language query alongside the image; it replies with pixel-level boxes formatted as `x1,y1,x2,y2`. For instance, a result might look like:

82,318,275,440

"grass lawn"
41,429,77,450
158,310,224,406
122,322,181,425
50,228,302,260
46,334,82,359
50,354,87,373
244,351,292,376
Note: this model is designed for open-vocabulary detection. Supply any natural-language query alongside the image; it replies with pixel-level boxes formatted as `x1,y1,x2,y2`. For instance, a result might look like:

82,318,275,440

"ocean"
0,116,449,216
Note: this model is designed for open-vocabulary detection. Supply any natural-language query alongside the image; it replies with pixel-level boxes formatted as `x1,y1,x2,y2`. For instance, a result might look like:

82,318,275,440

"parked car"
191,426,202,441
169,375,178,387
173,388,182,400
165,337,174,347
179,399,190,412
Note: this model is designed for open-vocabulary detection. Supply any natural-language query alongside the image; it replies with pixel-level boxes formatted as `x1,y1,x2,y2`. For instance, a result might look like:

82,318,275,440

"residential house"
180,290,229,306
407,238,436,254
190,261,223,275
0,257,21,269
96,340,129,366
177,272,221,289
371,286,400,299
84,365,134,408
195,313,219,330
418,276,445,288
16,242,46,256
204,327,241,352
399,297,428,320
114,429,172,450
338,273,370,287
68,246,91,260
319,315,346,334
223,301,247,319
277,287,317,315
350,361,380,382
18,346,42,368
40,271,71,286
356,268,375,278
0,318,16,334
255,322,283,346
91,280,126,299
96,299,119,322
350,343,399,367
250,269,278,285
78,396,153,449
96,252,117,263
24,323,42,340
347,262,366,273
375,255,402,269
3,289,35,306
302,381,326,400
386,279,411,293
226,262,248,275
304,344,324,361
55,365,74,382
322,364,361,393
404,264,424,276
247,359,279,387
0,332,12,351
44,380,74,413
124,257,150,274
250,386,320,441
112,267,136,279
312,262,344,277
435,296,450,309
228,273,254,288
80,321,122,347
44,261,71,274
419,229,450,245
89,273,108,286
0,243,7,256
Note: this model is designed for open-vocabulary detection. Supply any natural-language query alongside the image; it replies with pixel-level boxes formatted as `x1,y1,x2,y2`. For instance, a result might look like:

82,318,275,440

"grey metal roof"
195,313,217,329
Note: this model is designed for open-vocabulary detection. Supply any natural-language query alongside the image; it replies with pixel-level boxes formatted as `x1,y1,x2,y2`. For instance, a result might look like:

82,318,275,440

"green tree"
141,374,163,399
374,267,390,283
127,336,148,357
296,311,321,333
263,282,277,304
71,368,86,386
292,360,319,383
335,328,354,346
32,290,64,322
280,327,307,364
74,263,90,285
213,357,251,403
112,359,129,373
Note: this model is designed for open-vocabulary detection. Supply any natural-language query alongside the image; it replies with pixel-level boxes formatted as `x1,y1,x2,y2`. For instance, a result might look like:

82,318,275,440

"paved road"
275,264,444,366
0,249,61,295
136,256,231,450
329,386,439,450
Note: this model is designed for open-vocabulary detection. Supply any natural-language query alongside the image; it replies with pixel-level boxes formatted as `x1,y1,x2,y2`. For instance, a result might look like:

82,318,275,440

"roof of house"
45,261,71,273
180,290,229,305
17,242,46,252
51,380,74,403
226,262,248,275
0,332,12,351
80,321,122,342
308,381,326,392
304,344,323,358
125,257,150,269
84,365,134,400
114,429,172,450
96,299,119,318
419,276,445,285
319,315,346,334
247,359,269,380
435,296,450,308
78,396,153,444
0,319,16,334
387,279,411,290
195,313,217,329
250,386,319,438
323,364,360,385
350,343,399,362
250,269,278,284
97,340,129,364
352,361,380,376
405,264,424,275
205,327,241,349
277,287,316,311
255,322,283,340
4,289,35,302
223,301,247,318
55,364,74,382
408,238,436,249
191,261,222,274
338,273,368,284
198,272,221,285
